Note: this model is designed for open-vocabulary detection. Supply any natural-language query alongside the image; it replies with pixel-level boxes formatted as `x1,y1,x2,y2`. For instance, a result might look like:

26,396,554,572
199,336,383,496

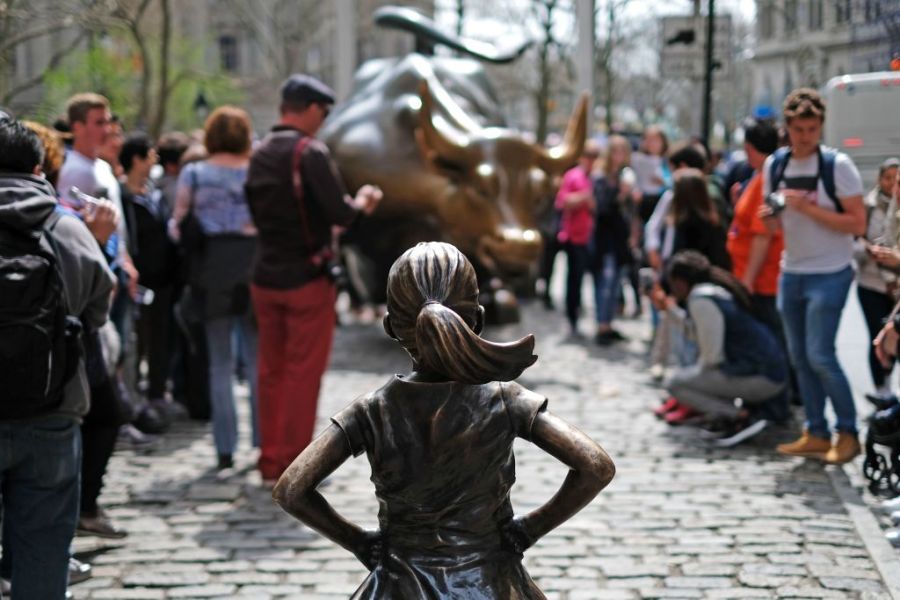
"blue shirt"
177,162,253,235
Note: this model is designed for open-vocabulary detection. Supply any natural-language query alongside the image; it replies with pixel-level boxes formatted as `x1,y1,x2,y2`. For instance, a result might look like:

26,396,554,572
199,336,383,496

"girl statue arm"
501,410,615,553
272,424,382,569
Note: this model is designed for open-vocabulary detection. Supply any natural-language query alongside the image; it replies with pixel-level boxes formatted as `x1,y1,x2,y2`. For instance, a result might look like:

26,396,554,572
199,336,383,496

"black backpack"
0,211,83,419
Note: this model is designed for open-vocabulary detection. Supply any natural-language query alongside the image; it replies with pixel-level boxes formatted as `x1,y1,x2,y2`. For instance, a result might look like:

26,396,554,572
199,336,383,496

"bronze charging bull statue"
321,7,587,322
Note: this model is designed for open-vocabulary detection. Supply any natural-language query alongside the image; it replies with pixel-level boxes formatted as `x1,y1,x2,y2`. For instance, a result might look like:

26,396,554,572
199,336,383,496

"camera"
638,267,657,295
765,192,786,215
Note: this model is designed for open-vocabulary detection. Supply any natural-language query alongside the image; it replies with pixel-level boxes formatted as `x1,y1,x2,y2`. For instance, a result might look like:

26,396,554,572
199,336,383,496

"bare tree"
108,0,154,127
224,0,325,82
0,0,105,108
150,0,171,136
532,0,574,143
594,0,633,131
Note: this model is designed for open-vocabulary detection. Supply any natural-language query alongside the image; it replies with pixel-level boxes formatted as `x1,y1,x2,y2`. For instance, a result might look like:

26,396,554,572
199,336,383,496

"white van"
823,71,900,189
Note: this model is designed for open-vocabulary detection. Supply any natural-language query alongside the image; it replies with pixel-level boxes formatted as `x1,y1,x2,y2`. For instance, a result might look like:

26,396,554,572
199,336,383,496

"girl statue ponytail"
386,243,536,383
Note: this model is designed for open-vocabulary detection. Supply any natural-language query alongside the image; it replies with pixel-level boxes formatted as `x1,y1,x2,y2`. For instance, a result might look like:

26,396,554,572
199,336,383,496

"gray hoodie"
0,174,115,421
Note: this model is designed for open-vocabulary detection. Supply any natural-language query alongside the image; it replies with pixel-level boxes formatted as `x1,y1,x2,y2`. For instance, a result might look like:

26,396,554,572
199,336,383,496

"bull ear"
416,80,480,171
535,92,589,174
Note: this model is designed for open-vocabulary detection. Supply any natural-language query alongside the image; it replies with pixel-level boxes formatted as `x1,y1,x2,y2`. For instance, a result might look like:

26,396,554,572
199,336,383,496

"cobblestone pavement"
75,300,900,599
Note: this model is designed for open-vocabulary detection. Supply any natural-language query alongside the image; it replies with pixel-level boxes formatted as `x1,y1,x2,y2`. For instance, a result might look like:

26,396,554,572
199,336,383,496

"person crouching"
663,250,788,446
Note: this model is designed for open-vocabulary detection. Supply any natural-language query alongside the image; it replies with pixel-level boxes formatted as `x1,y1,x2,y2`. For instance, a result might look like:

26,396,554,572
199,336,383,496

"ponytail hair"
385,242,537,384
666,250,754,313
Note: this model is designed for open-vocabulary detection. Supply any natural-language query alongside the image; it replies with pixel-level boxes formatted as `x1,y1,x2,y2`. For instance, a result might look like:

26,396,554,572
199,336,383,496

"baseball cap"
280,74,335,106
879,157,900,176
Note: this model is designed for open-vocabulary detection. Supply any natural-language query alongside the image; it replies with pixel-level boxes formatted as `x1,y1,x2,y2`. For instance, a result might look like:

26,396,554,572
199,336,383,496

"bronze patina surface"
320,9,587,320
273,242,615,598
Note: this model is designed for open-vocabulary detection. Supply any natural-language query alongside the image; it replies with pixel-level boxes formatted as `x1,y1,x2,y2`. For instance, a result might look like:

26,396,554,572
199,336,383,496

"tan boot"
776,431,831,459
825,432,861,465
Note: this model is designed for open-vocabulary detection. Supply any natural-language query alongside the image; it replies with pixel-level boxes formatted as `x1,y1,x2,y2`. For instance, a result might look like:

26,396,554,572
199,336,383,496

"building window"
808,0,823,30
784,0,798,30
760,1,775,39
218,35,238,73
835,0,852,23
865,0,882,22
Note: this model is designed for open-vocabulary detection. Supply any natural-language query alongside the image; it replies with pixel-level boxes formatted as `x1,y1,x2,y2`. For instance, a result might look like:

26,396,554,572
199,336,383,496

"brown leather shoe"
825,432,861,465
776,431,830,459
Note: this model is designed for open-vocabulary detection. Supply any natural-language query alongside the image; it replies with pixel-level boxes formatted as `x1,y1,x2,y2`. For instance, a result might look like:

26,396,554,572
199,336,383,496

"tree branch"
2,29,87,105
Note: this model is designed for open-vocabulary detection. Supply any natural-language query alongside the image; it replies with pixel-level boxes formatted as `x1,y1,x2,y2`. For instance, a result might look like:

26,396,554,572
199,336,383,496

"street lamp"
193,91,210,124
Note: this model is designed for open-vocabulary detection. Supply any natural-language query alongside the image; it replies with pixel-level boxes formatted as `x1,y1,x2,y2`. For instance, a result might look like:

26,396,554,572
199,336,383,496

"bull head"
415,79,588,277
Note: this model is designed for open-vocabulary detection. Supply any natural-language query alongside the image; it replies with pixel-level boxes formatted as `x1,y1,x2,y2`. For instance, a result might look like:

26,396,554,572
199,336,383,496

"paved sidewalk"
75,301,899,599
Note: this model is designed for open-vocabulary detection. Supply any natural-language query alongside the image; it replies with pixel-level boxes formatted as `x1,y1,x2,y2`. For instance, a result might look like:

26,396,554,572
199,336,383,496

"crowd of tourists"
3,76,900,596
0,74,381,598
546,86,900,545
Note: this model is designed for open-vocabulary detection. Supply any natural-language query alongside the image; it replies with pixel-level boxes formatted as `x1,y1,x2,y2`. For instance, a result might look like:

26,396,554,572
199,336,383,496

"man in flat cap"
245,74,381,485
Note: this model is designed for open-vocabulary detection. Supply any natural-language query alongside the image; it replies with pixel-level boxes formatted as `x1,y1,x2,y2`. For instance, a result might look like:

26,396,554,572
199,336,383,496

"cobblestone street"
75,300,900,599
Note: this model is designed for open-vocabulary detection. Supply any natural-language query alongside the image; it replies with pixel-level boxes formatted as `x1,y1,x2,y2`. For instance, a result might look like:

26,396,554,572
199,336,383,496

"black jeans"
564,242,590,329
137,284,175,399
857,285,896,389
82,375,122,516
539,227,561,299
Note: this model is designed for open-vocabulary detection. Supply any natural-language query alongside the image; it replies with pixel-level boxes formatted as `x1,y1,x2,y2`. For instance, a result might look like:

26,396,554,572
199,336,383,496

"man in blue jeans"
761,88,867,464
0,119,115,597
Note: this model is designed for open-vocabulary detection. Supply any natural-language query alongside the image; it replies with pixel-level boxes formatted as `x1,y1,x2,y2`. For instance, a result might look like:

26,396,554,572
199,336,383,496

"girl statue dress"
273,242,615,599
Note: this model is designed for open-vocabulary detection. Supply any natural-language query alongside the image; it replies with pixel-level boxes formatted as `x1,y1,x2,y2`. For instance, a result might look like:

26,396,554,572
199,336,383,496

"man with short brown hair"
764,87,866,464
58,92,137,538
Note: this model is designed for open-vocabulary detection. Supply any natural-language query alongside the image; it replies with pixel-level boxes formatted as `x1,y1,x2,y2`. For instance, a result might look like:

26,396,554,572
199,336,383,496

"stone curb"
829,466,900,600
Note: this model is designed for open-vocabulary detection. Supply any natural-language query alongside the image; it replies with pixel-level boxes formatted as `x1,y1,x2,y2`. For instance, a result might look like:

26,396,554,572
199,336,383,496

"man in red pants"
245,75,382,485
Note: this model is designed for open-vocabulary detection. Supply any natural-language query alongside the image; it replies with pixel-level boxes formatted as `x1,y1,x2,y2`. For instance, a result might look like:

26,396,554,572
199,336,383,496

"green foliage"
30,31,243,133
34,40,138,124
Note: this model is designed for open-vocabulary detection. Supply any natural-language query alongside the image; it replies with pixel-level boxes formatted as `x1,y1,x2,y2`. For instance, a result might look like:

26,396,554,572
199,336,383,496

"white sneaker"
891,510,900,526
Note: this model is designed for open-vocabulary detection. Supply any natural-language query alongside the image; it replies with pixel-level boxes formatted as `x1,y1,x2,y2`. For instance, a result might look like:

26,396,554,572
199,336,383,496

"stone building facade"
752,0,899,110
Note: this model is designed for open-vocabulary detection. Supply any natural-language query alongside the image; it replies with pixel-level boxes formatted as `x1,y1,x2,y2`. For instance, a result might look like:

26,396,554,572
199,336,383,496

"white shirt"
762,147,863,274
58,149,127,247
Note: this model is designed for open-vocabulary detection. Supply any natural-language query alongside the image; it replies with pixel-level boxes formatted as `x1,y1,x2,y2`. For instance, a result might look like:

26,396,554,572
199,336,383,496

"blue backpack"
768,145,841,213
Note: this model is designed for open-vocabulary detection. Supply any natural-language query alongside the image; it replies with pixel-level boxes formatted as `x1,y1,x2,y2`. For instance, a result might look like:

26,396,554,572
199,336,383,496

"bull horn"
416,80,480,169
536,92,589,173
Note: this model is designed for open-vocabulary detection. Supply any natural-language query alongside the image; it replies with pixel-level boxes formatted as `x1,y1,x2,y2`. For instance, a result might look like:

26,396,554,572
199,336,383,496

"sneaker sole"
776,448,829,459
75,528,128,540
714,420,768,447
824,451,861,465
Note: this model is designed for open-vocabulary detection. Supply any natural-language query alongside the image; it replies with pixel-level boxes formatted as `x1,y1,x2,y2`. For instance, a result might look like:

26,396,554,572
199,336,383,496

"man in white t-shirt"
761,88,866,465
56,92,138,540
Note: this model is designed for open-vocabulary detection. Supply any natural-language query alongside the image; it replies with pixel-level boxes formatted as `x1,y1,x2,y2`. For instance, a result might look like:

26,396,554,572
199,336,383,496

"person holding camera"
171,106,259,471
761,88,866,464
245,75,382,485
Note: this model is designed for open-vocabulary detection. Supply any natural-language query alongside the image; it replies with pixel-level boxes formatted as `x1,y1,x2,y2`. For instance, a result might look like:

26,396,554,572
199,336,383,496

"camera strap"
291,135,332,268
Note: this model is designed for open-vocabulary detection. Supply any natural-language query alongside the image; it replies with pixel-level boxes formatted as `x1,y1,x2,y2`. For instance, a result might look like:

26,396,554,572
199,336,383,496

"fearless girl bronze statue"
273,242,615,598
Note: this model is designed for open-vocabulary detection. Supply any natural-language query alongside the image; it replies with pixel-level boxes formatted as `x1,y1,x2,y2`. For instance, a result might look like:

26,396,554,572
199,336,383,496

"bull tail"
373,6,532,64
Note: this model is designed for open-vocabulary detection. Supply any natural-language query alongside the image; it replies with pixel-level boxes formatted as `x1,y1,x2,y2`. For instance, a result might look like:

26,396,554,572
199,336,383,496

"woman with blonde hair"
590,134,636,344
172,105,259,470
